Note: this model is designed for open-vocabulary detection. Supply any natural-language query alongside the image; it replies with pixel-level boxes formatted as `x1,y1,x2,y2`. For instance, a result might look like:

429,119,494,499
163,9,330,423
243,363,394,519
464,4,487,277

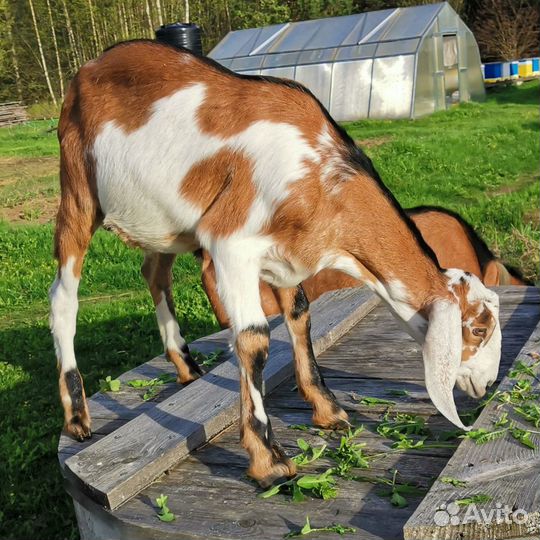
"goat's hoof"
66,414,92,441
313,407,350,430
176,373,198,385
250,458,297,488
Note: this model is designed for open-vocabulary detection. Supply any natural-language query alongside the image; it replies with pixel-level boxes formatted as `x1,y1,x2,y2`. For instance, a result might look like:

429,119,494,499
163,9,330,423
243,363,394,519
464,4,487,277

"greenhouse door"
443,34,459,102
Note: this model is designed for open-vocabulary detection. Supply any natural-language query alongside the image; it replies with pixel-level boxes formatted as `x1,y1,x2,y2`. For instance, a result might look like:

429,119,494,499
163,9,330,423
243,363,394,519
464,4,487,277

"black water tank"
155,22,203,55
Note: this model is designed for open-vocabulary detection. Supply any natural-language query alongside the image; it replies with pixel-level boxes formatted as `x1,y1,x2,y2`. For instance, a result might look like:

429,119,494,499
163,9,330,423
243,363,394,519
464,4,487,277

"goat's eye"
472,327,487,337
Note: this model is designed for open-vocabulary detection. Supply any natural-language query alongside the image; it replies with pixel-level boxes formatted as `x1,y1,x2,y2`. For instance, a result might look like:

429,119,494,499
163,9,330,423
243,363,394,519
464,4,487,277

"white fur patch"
317,253,427,343
445,268,502,399
49,256,80,372
93,83,320,252
210,237,269,333
248,378,268,427
155,292,186,354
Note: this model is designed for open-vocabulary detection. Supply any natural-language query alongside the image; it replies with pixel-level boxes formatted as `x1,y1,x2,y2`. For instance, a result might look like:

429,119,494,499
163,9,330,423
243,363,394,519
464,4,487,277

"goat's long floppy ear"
423,300,469,431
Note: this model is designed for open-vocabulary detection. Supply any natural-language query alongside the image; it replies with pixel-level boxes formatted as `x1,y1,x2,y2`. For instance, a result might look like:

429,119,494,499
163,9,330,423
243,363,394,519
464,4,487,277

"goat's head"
423,269,501,430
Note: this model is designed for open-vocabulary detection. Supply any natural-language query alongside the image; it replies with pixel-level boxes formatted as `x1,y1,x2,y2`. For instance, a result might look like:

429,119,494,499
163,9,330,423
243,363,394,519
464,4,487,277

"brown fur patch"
410,211,483,278
181,149,256,238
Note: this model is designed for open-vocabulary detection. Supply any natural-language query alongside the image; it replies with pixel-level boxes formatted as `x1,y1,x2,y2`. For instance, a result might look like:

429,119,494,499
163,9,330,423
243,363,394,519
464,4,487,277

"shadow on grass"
0,310,217,540
487,79,540,105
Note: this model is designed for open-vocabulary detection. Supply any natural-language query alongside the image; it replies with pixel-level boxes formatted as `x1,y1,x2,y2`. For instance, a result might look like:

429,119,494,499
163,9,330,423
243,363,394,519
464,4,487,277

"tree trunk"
86,0,101,56
145,0,154,36
28,0,57,106
61,0,81,71
45,0,65,99
4,3,23,101
155,0,164,26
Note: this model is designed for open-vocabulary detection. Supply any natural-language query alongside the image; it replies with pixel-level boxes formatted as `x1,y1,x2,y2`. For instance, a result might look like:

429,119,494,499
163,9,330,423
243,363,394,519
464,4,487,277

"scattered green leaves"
126,373,176,401
440,476,467,488
284,516,355,538
327,426,369,477
155,494,175,522
292,439,327,466
510,427,536,449
376,470,425,508
99,375,121,393
288,424,312,432
461,427,508,445
376,412,429,441
190,348,224,369
455,494,493,506
351,395,396,407
260,470,338,502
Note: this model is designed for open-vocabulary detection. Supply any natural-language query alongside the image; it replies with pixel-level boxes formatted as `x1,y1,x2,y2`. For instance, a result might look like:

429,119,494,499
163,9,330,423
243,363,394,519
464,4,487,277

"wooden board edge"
403,315,540,540
62,288,379,510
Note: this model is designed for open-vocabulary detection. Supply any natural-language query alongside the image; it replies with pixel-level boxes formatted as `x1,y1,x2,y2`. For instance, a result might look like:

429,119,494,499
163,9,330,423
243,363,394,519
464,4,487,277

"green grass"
0,120,59,157
0,80,538,540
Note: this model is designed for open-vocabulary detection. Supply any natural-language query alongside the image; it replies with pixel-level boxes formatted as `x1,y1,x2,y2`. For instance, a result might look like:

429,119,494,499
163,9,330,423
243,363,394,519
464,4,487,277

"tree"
473,0,539,61
28,0,58,105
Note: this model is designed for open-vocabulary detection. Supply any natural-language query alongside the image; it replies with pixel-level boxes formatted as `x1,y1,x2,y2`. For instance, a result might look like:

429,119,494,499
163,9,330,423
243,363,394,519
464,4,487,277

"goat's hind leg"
276,286,349,428
141,252,203,383
50,193,98,441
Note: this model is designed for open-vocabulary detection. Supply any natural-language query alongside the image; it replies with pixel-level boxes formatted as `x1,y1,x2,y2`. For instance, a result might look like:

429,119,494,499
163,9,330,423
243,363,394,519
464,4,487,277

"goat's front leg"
142,252,204,384
277,286,349,428
212,247,295,486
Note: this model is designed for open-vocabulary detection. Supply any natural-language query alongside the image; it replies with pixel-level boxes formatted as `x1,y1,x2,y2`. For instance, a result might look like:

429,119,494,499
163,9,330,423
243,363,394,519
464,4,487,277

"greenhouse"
209,2,485,120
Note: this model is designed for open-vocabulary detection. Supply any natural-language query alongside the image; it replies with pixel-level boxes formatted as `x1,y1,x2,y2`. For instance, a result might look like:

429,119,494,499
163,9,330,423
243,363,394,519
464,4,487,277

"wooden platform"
58,286,540,540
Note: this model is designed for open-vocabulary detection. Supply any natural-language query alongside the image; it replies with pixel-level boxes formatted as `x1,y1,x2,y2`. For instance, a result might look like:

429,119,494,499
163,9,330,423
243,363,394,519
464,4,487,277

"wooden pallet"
0,101,28,127
58,286,540,540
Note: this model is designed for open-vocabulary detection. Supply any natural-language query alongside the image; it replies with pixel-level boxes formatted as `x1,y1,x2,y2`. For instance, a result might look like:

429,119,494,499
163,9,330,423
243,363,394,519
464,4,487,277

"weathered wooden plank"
63,287,379,510
404,315,540,540
319,299,539,383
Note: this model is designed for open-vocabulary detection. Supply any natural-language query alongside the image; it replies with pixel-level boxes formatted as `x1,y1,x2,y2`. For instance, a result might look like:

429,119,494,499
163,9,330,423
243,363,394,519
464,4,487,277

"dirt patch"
0,156,58,187
524,208,540,228
1,195,59,224
489,172,538,196
354,136,393,149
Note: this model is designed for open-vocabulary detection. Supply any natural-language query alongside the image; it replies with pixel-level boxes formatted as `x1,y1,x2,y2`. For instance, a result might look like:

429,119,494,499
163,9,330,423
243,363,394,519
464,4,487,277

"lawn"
0,80,538,540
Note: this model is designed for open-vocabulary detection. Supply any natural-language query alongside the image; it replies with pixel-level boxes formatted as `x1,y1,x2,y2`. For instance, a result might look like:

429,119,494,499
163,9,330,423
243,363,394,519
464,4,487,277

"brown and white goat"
51,41,501,487
201,206,529,327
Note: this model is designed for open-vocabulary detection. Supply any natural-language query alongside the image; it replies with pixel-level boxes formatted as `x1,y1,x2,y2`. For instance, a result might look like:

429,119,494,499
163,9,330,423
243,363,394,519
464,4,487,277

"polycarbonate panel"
249,23,289,54
260,20,319,53
260,66,295,79
375,38,419,57
298,48,337,65
209,29,260,59
336,43,377,60
378,3,441,41
354,9,396,44
370,55,414,119
262,51,301,68
330,60,373,121
413,36,437,117
230,55,265,71
462,30,485,101
216,58,233,69
437,3,459,34
237,70,261,76
303,15,361,49
295,63,332,109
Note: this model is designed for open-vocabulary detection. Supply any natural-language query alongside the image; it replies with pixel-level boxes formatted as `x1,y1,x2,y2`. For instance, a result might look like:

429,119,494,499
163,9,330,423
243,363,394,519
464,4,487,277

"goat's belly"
96,179,201,254
260,250,311,288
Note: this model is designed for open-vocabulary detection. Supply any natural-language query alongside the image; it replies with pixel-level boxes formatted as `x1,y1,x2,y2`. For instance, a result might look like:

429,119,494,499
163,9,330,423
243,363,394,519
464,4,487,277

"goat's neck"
338,178,452,341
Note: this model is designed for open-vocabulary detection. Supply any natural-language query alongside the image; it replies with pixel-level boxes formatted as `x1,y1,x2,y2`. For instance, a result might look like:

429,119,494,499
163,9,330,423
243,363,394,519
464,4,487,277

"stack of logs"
0,101,28,127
